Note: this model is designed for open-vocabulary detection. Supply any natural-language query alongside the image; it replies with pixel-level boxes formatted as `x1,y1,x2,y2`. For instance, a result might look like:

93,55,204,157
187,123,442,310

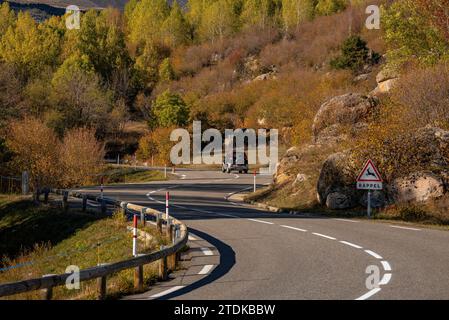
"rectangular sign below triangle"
356,159,383,190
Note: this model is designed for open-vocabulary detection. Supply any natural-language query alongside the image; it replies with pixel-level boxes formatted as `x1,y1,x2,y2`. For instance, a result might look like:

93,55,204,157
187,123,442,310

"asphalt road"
79,169,449,300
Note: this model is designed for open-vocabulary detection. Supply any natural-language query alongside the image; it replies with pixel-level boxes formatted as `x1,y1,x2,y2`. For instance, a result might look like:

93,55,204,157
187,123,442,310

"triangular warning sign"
357,159,383,182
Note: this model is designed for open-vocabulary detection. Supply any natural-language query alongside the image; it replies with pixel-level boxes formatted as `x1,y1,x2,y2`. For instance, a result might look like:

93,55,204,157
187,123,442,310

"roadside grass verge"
0,196,166,299
101,166,168,184
245,187,449,227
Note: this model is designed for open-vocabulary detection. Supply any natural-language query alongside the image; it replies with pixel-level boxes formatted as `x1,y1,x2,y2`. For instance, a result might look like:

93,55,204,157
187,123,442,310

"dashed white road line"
248,218,274,225
333,218,359,223
365,250,383,259
390,225,421,231
200,247,214,256
312,233,336,240
280,225,307,232
339,241,363,249
381,260,392,271
198,264,214,275
150,286,185,298
356,288,382,301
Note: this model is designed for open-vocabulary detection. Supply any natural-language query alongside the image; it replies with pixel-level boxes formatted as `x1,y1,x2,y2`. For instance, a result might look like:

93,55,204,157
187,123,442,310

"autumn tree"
0,2,15,36
6,118,62,195
0,12,63,78
49,54,112,137
281,0,316,32
161,2,191,47
199,0,240,41
241,0,282,29
383,0,449,66
152,90,190,128
60,127,105,187
137,127,175,165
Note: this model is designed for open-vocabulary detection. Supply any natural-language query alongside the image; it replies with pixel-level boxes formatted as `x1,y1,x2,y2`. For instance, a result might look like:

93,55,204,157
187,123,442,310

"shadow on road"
155,227,236,300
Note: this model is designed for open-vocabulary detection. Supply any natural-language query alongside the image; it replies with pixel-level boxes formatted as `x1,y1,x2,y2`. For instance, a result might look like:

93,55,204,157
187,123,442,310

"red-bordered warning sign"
356,159,383,190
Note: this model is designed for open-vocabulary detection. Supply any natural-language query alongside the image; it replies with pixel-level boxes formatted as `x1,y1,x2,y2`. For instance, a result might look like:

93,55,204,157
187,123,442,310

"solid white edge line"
150,285,185,298
365,250,383,259
198,264,214,275
379,273,392,285
390,225,421,231
312,233,336,240
381,260,391,271
201,247,214,256
280,225,307,232
356,288,382,300
248,218,274,225
339,241,363,249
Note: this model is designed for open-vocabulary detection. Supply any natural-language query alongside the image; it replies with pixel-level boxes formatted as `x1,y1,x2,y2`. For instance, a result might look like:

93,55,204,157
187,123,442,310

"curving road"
81,169,449,300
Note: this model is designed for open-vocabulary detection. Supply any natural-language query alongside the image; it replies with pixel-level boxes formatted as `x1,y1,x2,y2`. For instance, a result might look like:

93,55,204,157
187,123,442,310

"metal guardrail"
0,190,189,299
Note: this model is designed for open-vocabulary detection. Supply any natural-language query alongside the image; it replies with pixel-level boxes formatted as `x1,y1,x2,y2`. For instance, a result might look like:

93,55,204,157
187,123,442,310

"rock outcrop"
315,127,449,209
312,93,379,143
390,172,445,203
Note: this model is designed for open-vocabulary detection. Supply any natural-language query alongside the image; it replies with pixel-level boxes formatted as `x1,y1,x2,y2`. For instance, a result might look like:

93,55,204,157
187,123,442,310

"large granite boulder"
312,93,379,143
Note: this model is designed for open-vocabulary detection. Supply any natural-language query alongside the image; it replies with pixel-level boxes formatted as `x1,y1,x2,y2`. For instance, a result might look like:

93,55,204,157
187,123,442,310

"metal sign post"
356,159,383,218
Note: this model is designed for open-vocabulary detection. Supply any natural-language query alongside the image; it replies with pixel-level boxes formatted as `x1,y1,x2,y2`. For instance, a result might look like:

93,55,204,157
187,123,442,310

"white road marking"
333,218,359,223
381,261,391,271
390,225,421,231
198,264,214,275
312,233,336,240
201,247,214,256
280,225,307,232
356,288,382,300
150,286,185,298
379,273,392,285
365,250,383,259
248,219,274,225
339,241,363,249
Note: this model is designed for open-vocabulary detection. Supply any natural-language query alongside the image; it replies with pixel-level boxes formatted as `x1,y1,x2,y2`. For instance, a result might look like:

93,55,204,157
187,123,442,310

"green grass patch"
0,197,165,300
101,166,167,184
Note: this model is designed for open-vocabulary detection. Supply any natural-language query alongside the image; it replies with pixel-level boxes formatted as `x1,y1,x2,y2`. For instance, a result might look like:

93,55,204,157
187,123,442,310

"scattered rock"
371,67,400,95
354,73,370,82
376,67,399,83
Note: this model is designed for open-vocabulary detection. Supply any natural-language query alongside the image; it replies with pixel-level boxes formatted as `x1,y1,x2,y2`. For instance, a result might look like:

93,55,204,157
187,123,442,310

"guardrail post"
156,213,162,234
166,218,173,240
158,246,168,281
41,274,56,300
62,191,68,212
134,255,144,292
43,189,49,204
141,208,146,227
82,195,87,212
97,263,108,300
101,199,107,215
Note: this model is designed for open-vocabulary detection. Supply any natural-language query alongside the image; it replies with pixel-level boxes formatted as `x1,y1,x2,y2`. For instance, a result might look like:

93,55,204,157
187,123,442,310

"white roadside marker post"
253,169,257,193
165,192,170,220
132,215,138,257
